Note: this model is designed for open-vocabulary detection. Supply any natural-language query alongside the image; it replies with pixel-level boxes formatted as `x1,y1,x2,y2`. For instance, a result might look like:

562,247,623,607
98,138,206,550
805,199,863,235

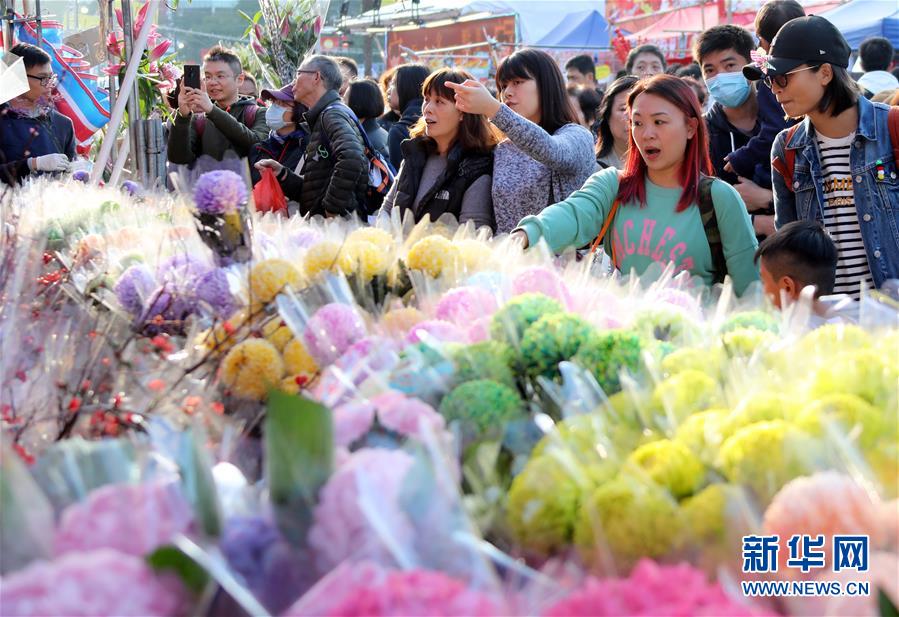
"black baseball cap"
743,15,851,81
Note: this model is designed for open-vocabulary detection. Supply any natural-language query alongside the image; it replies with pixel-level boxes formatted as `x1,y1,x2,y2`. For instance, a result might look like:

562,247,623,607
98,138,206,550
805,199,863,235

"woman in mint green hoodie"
512,74,760,295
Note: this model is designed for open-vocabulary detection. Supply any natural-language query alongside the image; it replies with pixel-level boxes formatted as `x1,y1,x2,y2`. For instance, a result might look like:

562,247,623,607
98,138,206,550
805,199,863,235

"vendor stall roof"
817,0,899,48
537,10,611,49
344,0,603,44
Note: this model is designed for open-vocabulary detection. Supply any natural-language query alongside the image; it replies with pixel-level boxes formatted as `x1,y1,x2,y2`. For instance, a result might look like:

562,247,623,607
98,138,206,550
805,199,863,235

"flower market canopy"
536,10,612,49
344,0,602,45
817,0,899,48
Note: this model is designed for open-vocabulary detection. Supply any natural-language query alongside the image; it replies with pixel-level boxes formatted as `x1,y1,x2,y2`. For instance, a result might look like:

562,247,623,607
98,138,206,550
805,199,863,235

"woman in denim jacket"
745,16,899,296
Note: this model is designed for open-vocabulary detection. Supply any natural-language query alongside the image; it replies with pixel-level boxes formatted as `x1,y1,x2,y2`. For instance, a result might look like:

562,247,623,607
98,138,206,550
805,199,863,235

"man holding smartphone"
167,46,268,166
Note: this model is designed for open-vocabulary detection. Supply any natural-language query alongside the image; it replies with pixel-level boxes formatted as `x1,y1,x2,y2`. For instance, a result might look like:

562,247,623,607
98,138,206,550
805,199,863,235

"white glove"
30,153,69,172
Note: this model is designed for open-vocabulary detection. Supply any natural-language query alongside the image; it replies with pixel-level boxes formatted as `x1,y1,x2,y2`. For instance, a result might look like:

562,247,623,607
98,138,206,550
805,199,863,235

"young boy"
754,220,856,324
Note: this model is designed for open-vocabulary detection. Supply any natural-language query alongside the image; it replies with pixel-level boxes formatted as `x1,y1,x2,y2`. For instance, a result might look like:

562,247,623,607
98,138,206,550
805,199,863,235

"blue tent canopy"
537,10,611,48
819,0,899,48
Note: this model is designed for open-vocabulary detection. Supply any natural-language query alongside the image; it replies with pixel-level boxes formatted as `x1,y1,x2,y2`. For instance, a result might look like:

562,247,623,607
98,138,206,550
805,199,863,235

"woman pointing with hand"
446,49,596,234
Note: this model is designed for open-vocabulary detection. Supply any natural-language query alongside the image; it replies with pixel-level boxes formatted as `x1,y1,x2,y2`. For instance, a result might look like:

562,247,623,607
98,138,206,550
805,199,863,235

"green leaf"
879,588,899,617
265,390,333,545
147,545,210,595
177,427,223,539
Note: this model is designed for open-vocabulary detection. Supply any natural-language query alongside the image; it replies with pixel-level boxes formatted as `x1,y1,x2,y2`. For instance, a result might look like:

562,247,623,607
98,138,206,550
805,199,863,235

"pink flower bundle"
0,549,187,616
307,448,416,572
332,392,445,448
54,481,193,557
434,286,499,327
406,319,467,345
303,303,368,366
512,267,572,308
543,559,763,616
283,561,500,616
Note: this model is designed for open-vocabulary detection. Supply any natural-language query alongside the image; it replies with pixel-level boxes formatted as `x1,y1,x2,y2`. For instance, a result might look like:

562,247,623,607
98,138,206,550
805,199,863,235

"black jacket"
279,90,368,217
387,98,422,170
362,118,390,162
248,129,307,185
390,137,494,230
704,101,771,189
0,104,75,185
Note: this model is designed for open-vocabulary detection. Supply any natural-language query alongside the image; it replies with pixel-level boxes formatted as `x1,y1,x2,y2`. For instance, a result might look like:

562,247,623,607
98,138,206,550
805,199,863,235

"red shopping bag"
253,167,288,214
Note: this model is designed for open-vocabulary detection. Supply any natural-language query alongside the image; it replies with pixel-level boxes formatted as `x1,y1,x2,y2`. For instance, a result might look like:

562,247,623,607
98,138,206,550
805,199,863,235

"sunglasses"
27,73,58,87
764,65,819,89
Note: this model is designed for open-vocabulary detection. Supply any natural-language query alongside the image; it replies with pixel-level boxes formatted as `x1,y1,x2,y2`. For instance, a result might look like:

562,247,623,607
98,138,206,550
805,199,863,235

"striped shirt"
816,132,874,298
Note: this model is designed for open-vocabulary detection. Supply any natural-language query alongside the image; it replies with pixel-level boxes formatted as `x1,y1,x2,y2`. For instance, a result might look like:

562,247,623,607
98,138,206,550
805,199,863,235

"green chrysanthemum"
717,420,818,502
674,409,728,465
799,323,872,356
572,329,644,395
451,341,517,388
439,379,523,433
680,483,744,545
520,313,596,380
719,392,802,439
574,474,682,569
719,311,778,334
809,349,899,408
632,307,701,345
720,327,777,359
490,293,564,347
507,454,615,556
660,346,724,379
796,393,886,451
628,438,707,499
650,370,722,426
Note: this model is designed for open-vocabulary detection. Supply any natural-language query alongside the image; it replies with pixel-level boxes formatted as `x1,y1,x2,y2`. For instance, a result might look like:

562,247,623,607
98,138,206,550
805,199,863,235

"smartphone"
183,64,200,90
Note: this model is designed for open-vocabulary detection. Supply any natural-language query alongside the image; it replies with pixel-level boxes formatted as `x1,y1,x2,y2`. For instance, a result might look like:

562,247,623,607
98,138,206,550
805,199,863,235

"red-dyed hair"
617,74,713,213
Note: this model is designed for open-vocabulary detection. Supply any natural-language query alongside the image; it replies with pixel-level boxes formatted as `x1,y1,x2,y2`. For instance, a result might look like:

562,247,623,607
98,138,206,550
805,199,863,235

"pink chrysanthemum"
406,319,466,344
303,303,367,366
434,286,499,327
512,267,572,308
543,559,764,616
0,549,187,616
333,399,377,447
371,390,446,439
54,481,193,558
307,448,415,572
283,561,501,616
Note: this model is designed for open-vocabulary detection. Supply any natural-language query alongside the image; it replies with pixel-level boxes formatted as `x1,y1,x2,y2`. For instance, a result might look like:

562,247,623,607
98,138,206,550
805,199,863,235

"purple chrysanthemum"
193,170,248,215
139,286,194,335
289,229,323,250
193,268,235,318
155,253,212,287
303,303,367,367
114,265,156,316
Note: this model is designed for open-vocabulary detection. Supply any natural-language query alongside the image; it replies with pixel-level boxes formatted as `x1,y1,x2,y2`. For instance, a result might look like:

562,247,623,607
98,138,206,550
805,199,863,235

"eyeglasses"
764,65,819,89
295,69,319,78
27,73,58,87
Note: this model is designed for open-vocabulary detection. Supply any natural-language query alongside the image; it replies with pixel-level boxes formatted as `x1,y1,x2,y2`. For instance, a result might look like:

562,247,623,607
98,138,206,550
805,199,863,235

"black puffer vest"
393,137,493,224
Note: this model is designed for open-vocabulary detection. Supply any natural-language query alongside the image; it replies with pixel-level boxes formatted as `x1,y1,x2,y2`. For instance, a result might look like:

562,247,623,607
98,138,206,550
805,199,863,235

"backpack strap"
889,106,899,164
771,123,802,192
697,175,727,285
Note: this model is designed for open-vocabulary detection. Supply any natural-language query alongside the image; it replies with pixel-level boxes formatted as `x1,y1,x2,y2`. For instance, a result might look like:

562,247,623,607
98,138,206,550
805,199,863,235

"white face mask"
265,104,289,131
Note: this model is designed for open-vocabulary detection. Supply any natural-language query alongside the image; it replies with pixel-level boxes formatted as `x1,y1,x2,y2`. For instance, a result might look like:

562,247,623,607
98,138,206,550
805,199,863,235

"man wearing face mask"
248,84,308,187
697,25,786,239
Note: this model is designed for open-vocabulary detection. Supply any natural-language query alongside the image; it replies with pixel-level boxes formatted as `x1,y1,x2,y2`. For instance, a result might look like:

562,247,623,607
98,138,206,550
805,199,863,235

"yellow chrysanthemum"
454,239,492,272
220,339,284,400
249,259,304,307
304,240,354,278
196,310,249,354
262,318,293,352
282,338,319,376
381,306,426,337
344,240,389,281
406,235,460,278
347,227,394,252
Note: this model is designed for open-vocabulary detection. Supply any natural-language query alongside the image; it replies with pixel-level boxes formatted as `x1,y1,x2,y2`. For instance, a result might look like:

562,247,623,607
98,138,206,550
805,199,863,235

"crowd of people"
2,0,898,322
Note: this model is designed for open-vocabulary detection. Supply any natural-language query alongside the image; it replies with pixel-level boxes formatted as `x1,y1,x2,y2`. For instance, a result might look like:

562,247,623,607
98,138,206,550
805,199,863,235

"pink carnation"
0,549,187,616
543,559,763,616
307,448,415,572
372,391,445,439
303,303,367,366
54,481,193,557
434,287,498,327
512,267,572,308
406,319,466,344
284,561,501,616
763,472,886,577
333,399,377,447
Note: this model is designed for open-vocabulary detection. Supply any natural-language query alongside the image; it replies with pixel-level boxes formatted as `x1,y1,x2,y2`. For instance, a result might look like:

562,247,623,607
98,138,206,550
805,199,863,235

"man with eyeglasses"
255,55,368,218
168,45,268,167
1,43,75,186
